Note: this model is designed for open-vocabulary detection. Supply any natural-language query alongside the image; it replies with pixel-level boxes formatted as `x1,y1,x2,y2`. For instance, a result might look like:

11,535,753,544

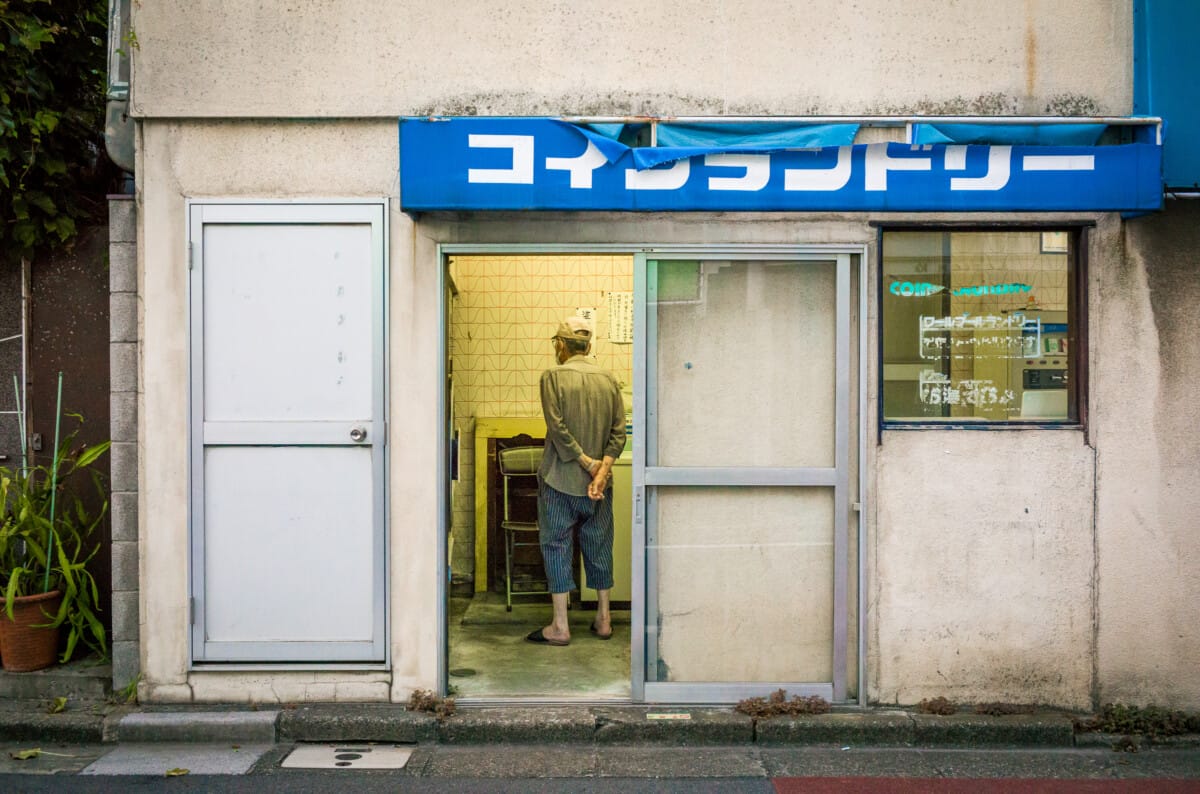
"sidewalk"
1,661,1197,751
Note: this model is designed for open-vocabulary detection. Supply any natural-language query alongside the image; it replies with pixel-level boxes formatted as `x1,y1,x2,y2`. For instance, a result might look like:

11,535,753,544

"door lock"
350,427,367,443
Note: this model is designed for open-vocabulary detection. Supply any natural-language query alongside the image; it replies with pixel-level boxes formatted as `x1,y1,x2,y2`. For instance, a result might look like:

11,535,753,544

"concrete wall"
134,119,430,703
130,0,1132,118
1096,202,1200,708
135,125,1200,707
126,0,1200,709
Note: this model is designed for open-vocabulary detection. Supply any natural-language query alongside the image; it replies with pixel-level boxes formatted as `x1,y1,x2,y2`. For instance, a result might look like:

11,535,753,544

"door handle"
350,426,368,443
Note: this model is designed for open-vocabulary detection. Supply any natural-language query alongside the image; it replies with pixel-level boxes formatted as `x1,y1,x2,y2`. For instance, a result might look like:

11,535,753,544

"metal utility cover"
282,744,414,770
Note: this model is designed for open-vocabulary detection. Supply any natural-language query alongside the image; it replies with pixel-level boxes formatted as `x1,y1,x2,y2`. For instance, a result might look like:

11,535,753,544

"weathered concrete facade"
126,1,1198,709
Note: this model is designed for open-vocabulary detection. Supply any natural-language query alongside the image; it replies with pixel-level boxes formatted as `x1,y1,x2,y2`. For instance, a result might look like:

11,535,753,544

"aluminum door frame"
188,200,389,667
634,248,857,704
434,243,866,705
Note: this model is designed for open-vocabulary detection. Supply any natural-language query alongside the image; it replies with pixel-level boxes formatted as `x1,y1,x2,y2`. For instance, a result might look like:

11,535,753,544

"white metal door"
189,202,387,663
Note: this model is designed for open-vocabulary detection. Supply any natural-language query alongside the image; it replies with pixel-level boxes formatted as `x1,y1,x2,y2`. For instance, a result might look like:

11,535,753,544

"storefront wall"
128,2,1200,709
1098,203,1200,708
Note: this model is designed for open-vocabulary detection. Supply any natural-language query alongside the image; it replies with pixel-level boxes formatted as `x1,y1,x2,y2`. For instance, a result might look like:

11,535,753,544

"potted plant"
0,375,109,671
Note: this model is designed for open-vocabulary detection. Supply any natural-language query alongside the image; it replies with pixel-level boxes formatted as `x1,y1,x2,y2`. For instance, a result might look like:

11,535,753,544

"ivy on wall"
1,0,112,266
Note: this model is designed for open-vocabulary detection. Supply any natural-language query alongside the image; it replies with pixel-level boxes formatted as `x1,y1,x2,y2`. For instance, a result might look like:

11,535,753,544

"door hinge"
189,597,195,625
188,242,195,271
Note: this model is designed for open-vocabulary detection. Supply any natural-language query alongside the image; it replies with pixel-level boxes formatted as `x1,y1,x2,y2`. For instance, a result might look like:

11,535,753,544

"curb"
757,710,914,746
0,709,105,744
3,702,1197,749
277,705,435,744
106,710,279,743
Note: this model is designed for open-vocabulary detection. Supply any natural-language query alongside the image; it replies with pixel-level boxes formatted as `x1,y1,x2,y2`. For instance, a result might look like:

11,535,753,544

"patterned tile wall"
447,254,634,581
449,254,634,419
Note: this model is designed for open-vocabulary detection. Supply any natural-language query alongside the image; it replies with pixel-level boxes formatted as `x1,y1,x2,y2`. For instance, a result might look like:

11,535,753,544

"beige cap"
554,316,593,342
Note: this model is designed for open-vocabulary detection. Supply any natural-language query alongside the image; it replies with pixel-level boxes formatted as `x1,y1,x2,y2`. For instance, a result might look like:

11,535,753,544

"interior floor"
448,594,631,699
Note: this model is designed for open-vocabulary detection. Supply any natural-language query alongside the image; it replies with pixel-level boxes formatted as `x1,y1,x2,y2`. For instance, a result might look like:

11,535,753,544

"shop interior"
445,253,634,699
881,230,1074,422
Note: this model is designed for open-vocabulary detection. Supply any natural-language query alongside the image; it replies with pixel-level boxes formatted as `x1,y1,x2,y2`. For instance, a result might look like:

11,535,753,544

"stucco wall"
132,114,1198,710
135,119,438,703
130,0,1132,119
1095,202,1200,709
874,430,1096,709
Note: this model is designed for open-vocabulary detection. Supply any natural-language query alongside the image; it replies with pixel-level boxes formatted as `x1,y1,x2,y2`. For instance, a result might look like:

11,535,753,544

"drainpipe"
104,0,134,182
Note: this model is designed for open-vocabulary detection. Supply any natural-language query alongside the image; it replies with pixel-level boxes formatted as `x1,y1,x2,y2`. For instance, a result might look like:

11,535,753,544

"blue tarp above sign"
398,118,1163,213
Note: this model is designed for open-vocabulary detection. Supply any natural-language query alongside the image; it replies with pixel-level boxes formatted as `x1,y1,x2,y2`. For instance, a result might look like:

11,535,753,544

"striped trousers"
537,480,614,594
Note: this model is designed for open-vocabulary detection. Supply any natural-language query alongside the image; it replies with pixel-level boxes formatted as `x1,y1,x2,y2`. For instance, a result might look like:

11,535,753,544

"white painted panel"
204,446,375,643
203,223,373,421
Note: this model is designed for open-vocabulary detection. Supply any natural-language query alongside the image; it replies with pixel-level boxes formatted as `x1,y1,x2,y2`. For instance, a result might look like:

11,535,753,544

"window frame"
874,222,1090,432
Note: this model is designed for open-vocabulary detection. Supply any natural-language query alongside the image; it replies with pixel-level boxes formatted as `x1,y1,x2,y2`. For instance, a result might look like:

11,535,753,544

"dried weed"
406,689,456,720
735,689,831,719
917,696,958,716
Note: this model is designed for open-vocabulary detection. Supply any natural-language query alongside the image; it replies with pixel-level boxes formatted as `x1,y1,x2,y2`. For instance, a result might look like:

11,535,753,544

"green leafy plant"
0,413,110,663
1,0,113,266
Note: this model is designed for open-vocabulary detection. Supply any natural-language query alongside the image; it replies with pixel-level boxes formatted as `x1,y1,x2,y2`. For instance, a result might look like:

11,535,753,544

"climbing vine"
1,0,112,266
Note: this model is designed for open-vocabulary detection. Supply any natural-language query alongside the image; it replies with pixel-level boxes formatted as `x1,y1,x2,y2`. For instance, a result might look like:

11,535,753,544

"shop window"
881,229,1081,425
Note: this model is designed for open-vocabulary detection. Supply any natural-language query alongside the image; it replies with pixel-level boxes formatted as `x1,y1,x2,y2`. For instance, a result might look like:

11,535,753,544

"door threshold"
453,696,633,708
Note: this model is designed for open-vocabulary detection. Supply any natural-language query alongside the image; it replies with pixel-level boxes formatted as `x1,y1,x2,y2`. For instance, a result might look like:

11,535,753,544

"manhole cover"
282,744,413,769
449,667,476,677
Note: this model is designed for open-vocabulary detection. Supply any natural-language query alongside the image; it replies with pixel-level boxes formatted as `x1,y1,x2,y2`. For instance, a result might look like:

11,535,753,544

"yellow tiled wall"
447,254,635,581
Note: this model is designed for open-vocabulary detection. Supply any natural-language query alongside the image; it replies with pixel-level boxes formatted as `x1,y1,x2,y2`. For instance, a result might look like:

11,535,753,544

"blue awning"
398,117,1163,213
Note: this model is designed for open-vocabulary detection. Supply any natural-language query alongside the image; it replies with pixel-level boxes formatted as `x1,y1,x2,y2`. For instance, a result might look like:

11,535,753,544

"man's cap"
555,316,593,342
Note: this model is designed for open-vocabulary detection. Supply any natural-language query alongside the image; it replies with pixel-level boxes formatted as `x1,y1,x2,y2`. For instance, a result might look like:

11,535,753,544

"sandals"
525,628,569,647
589,621,613,640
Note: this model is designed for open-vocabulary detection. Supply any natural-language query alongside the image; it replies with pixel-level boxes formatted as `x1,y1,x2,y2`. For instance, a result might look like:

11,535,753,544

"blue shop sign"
398,118,1163,213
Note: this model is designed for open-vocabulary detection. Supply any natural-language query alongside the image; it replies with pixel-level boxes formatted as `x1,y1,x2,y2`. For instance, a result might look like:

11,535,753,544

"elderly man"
525,316,627,647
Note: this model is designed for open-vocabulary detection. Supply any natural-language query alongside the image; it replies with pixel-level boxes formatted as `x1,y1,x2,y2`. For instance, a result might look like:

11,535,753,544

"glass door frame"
435,243,867,705
633,246,863,704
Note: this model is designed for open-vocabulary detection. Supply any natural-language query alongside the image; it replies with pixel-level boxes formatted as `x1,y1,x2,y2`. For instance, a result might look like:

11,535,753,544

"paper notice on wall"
607,291,634,344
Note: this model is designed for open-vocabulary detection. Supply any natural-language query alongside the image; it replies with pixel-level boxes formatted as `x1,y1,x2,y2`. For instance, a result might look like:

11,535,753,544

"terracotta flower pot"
0,590,63,672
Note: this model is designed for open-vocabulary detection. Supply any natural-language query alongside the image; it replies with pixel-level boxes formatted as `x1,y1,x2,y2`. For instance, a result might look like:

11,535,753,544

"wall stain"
1044,94,1101,116
1126,203,1200,467
409,91,1067,119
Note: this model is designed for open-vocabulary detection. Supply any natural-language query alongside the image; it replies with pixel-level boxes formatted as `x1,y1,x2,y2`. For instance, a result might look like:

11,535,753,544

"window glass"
652,258,837,466
881,231,1077,424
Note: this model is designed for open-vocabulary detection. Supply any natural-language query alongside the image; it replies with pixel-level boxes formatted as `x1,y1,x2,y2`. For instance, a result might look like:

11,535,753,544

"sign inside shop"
399,117,1163,212
889,281,1033,297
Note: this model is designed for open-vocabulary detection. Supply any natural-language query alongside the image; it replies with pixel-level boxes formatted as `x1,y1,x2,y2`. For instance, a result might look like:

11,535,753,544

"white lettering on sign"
951,145,1011,191
918,313,1042,361
626,159,691,190
1023,154,1095,171
918,371,1016,409
706,153,770,191
467,135,535,184
464,139,1103,192
784,147,853,191
546,140,608,188
865,144,932,191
